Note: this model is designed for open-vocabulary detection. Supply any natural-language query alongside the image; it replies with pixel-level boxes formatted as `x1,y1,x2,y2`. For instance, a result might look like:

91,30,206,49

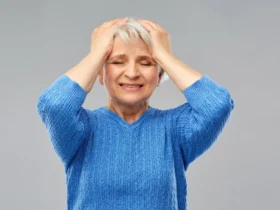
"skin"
98,35,162,123
66,18,203,124
65,18,129,93
137,19,203,92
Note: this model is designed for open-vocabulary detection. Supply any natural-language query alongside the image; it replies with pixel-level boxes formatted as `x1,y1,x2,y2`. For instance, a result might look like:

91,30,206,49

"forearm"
156,52,203,92
65,52,106,93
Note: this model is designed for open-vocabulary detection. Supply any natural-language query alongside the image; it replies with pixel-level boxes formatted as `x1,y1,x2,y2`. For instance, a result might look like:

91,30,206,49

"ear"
158,68,163,85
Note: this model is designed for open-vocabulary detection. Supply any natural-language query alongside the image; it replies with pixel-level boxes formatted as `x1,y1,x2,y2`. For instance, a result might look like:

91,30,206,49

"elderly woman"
37,17,234,210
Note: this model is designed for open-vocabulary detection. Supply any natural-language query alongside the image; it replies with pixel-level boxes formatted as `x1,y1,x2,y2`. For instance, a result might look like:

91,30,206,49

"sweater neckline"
99,105,156,128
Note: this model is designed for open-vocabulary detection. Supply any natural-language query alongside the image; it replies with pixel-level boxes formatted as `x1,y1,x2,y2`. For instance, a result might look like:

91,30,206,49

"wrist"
155,51,174,66
88,50,109,63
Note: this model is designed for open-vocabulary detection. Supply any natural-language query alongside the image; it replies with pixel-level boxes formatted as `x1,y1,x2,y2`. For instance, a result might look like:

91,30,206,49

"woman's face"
99,35,162,107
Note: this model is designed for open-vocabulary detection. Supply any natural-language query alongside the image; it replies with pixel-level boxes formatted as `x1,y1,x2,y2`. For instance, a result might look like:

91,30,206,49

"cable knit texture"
36,74,235,210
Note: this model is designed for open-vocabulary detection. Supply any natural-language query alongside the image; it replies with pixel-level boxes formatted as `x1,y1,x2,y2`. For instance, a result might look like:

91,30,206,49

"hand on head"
90,17,172,75
137,19,172,62
90,17,128,60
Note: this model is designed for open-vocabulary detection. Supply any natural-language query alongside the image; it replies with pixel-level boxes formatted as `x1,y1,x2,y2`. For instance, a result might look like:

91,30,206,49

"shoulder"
152,102,191,123
81,107,102,131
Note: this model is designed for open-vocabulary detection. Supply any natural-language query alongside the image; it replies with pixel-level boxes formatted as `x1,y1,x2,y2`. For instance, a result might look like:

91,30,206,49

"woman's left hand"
138,19,172,62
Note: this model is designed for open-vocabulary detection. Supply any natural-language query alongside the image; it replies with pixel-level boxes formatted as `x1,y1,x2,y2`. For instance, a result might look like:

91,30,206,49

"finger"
102,18,126,27
140,19,165,32
138,20,155,32
114,17,128,26
103,19,122,27
139,19,158,29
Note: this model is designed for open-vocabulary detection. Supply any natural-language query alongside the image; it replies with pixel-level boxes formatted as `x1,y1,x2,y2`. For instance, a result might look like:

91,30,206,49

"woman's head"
98,17,169,108
103,17,170,84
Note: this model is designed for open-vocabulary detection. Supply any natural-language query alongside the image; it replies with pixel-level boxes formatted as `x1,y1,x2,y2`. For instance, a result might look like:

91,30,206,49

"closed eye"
112,62,123,65
110,62,153,66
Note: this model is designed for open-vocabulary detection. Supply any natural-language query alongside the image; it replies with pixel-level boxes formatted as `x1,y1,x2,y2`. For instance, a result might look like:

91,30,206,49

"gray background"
1,0,279,209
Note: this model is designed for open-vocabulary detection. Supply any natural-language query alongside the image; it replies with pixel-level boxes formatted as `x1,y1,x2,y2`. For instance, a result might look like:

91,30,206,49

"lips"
119,83,144,88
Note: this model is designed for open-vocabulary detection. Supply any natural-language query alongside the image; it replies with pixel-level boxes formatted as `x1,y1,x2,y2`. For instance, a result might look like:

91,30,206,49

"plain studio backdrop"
1,0,279,209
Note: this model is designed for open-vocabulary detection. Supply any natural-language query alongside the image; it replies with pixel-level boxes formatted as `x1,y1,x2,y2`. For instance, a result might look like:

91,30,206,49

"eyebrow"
108,54,154,61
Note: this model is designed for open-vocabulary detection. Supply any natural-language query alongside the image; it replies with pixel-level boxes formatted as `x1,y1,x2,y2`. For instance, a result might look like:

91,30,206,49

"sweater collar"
99,106,156,128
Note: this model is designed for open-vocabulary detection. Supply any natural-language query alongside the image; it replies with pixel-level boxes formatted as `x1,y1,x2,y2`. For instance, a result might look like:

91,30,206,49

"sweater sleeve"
36,74,90,170
173,75,235,168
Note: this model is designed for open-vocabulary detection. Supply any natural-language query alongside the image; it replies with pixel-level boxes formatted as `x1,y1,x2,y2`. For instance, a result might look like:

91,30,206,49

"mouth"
119,84,144,88
119,83,144,91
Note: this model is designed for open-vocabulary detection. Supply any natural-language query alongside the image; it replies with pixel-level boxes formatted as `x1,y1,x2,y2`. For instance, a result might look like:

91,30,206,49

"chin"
115,96,148,107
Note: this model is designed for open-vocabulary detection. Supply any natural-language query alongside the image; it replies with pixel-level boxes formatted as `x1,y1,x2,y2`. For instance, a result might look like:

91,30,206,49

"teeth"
122,84,141,88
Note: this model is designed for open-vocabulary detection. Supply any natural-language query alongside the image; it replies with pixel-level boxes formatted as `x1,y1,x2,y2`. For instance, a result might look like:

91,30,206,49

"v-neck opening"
99,106,155,128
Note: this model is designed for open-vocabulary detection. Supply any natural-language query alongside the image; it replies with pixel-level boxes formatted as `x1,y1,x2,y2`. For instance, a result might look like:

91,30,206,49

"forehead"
109,35,152,59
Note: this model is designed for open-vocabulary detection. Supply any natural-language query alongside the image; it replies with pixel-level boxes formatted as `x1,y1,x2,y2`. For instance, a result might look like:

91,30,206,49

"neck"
106,102,150,123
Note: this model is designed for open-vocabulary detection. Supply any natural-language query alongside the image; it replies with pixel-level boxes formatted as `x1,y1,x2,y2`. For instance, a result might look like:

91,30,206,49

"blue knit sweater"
36,74,234,210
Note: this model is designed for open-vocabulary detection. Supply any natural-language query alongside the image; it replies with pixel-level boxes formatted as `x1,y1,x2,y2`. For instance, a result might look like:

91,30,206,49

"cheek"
143,69,160,83
104,67,116,81
104,65,159,83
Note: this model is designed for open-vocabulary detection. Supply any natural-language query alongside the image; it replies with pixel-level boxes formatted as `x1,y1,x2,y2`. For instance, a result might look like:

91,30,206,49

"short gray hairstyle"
105,17,170,84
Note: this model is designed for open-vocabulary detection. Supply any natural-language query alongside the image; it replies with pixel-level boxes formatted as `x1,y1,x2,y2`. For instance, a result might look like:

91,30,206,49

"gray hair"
105,17,170,84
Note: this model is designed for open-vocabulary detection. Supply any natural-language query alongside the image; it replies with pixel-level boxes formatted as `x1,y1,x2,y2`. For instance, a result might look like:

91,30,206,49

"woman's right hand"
64,18,128,93
90,17,128,60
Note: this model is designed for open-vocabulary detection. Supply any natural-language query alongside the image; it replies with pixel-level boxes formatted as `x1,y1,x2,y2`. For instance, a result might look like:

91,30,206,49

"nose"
124,63,140,79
